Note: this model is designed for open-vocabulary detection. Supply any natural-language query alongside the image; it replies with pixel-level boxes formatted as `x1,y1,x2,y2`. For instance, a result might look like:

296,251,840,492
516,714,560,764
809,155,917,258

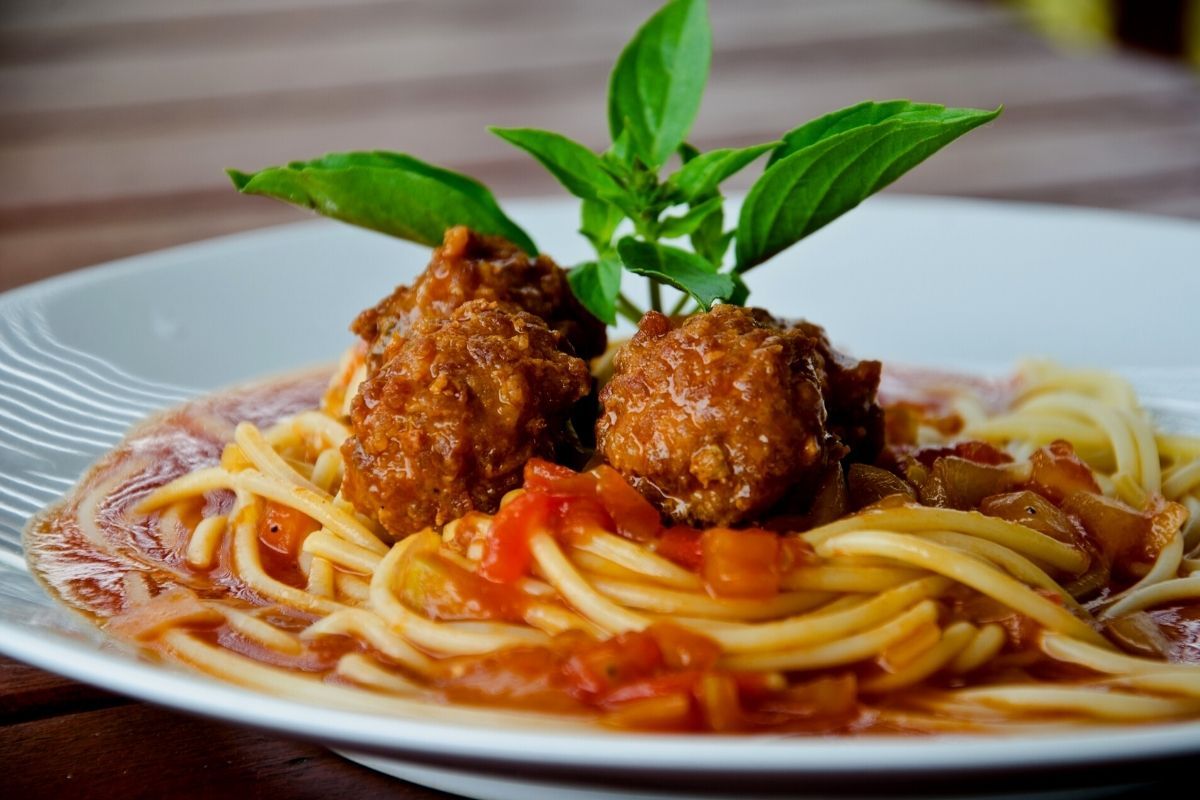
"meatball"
596,306,882,527
352,226,606,373
793,320,884,464
341,300,592,538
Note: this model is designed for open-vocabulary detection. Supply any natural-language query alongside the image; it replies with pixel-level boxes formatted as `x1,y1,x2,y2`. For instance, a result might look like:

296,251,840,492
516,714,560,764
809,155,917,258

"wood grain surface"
1,1,1197,797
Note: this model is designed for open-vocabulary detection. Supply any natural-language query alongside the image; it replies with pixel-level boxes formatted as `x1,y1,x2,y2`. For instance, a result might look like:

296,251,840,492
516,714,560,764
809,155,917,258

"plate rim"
6,621,1200,777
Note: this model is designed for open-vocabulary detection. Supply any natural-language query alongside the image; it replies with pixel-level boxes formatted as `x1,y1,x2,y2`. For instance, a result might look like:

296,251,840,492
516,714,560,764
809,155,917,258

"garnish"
226,152,537,256
227,0,999,324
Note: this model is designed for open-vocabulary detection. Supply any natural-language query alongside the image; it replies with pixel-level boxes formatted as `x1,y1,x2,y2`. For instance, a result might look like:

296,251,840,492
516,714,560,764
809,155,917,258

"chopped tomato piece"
594,465,661,542
753,674,858,720
600,693,694,730
730,671,787,701
399,553,528,622
563,630,664,699
1029,441,1100,502
524,458,576,483
433,645,578,711
557,495,613,544
524,458,598,497
479,491,552,583
258,501,320,557
599,670,702,707
655,525,704,570
522,458,661,546
701,527,780,598
647,623,720,671
697,672,744,732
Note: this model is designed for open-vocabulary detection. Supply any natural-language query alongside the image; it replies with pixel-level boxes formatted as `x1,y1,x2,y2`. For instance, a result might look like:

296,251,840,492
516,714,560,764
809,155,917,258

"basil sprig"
607,0,711,170
228,152,537,255
617,238,734,310
227,0,1000,325
735,102,1001,271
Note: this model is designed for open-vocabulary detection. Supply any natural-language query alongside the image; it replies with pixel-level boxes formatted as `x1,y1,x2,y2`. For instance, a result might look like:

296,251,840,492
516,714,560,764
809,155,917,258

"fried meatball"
596,306,882,527
353,226,606,373
341,300,592,538
792,320,884,464
596,306,829,526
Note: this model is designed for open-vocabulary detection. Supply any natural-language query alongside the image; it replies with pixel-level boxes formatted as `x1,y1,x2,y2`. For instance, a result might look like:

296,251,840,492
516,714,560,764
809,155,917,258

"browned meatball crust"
596,306,883,527
341,300,592,537
596,306,831,526
353,226,607,373
792,320,884,464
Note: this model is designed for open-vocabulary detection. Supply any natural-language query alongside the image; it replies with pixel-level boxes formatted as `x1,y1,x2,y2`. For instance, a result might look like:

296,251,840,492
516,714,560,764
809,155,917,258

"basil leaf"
617,237,734,309
735,105,1000,271
580,197,624,254
667,141,778,203
690,204,727,266
227,151,537,255
568,258,623,326
717,229,736,257
727,271,750,306
670,141,731,267
605,127,636,174
608,0,712,169
769,99,961,167
678,141,702,164
489,127,633,214
658,196,723,240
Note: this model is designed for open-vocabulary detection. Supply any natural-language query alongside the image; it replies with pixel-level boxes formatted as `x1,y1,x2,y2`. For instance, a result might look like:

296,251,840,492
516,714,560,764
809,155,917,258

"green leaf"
717,229,736,257
617,237,734,309
669,141,731,266
608,0,712,169
605,127,636,174
227,151,537,255
489,127,632,214
568,258,623,326
736,104,1000,271
667,141,778,202
691,205,728,266
678,141,702,164
580,198,624,254
727,271,750,306
658,196,722,240
768,99,967,167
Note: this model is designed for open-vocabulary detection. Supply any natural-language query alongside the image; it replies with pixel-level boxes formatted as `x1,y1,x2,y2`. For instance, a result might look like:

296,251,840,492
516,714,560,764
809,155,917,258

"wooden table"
2,1,1197,796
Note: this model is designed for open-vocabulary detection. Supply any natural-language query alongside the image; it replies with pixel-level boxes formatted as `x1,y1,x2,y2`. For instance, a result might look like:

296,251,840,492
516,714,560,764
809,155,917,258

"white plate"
2,196,1200,800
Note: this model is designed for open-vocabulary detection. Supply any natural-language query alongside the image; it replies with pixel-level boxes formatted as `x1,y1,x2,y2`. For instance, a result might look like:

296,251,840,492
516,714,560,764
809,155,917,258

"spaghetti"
24,360,1200,734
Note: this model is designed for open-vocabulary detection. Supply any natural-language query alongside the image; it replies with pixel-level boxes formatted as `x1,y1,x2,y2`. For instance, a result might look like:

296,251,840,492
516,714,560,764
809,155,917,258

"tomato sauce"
23,365,1200,735
25,370,329,620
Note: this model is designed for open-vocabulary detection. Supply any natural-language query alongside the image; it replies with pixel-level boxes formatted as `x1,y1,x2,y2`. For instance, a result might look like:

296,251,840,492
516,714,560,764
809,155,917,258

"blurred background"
1,0,1197,294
